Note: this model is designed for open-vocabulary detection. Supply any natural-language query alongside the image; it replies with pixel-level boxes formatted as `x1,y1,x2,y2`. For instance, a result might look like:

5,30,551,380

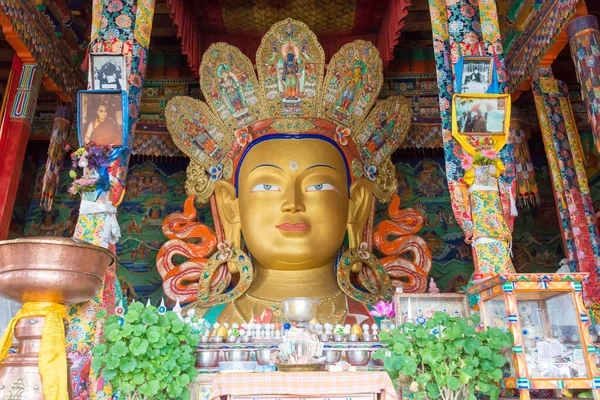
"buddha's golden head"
161,19,421,316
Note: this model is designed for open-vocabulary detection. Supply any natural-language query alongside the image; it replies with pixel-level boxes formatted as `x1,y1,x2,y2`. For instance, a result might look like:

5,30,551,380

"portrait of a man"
78,91,125,147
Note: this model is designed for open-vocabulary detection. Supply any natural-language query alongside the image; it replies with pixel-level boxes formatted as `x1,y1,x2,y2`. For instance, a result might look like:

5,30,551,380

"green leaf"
463,338,480,355
478,346,492,358
142,308,160,325
105,355,120,370
119,358,137,373
488,368,503,381
393,342,406,354
106,329,121,343
492,354,507,368
148,379,161,395
120,380,135,394
102,367,117,381
448,376,461,391
91,357,104,371
426,383,441,399
123,310,141,324
171,319,185,334
462,365,479,378
110,340,128,358
468,394,477,400
416,373,432,385
96,310,107,319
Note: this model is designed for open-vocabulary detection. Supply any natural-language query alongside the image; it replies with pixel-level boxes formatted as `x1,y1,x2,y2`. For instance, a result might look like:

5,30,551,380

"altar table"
208,371,398,400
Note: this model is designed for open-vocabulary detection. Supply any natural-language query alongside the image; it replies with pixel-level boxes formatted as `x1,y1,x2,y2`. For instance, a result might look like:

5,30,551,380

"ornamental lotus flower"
369,300,395,319
334,126,351,146
481,148,497,160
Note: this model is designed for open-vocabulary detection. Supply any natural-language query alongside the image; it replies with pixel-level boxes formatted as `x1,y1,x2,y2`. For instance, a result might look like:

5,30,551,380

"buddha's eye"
306,183,336,192
251,184,281,192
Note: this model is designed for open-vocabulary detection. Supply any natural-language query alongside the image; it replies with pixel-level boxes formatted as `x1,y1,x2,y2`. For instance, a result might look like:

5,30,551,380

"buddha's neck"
247,261,340,301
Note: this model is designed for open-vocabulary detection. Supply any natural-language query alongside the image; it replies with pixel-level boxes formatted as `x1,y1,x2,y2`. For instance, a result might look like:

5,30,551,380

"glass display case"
392,292,469,326
468,273,599,400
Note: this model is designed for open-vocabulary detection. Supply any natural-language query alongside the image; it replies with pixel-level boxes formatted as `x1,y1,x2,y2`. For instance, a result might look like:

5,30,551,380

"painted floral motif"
357,242,370,260
209,164,223,182
234,126,252,147
335,126,351,146
364,164,377,181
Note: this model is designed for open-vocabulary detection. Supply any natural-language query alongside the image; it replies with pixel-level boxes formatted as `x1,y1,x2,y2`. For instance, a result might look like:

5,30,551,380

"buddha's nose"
281,190,306,214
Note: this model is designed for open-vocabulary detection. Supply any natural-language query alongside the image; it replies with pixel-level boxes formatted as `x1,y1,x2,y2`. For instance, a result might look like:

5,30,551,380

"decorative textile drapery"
40,106,71,211
166,0,410,75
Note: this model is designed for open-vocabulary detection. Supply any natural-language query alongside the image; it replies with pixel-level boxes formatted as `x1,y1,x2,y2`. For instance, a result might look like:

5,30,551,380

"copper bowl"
0,237,115,304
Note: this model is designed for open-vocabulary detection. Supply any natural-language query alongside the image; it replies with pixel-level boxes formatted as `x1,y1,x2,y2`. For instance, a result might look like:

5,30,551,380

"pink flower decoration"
481,149,498,160
217,241,233,260
335,126,351,146
461,154,473,170
369,300,395,319
235,127,252,148
358,242,370,260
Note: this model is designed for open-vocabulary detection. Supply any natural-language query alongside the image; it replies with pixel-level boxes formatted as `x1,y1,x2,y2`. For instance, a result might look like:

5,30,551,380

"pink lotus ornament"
369,300,395,319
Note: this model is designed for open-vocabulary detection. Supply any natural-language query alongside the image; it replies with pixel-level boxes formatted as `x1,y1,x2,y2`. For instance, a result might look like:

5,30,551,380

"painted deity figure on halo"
160,19,429,327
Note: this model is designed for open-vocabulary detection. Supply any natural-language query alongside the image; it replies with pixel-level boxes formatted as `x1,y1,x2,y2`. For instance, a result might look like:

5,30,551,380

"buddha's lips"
276,223,311,231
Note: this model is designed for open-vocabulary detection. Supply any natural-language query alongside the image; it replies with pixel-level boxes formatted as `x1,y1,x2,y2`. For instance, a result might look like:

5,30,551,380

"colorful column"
532,68,600,302
567,15,600,153
0,57,42,239
67,1,156,399
427,0,517,279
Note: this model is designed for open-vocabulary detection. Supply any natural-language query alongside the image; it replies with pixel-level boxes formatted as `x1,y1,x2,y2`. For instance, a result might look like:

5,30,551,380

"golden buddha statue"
158,19,431,325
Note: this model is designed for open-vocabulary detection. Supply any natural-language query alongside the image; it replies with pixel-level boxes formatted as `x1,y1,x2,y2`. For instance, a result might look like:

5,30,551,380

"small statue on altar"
159,19,431,326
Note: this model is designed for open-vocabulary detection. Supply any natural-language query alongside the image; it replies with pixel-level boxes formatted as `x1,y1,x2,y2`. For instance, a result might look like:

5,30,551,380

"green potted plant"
374,311,513,400
92,302,200,400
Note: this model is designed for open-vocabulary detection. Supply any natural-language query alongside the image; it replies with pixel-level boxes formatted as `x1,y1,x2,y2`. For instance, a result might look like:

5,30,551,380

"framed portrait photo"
77,90,128,147
460,57,493,94
453,94,510,136
90,53,127,91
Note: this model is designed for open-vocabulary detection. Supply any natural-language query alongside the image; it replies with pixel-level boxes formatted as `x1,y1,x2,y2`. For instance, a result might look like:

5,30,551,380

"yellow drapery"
0,302,69,400
451,93,511,185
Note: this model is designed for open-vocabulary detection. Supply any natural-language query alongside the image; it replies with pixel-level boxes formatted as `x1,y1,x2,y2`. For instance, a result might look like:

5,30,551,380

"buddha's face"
236,138,350,271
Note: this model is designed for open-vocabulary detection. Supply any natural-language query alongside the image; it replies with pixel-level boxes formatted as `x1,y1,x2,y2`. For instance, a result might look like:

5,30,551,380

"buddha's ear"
347,177,373,251
213,180,241,248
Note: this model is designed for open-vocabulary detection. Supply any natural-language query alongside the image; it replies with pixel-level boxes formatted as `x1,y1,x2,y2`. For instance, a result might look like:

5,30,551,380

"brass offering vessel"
0,237,115,399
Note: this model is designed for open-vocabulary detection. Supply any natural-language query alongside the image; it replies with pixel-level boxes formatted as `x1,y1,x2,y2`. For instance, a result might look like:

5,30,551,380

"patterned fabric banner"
511,111,539,208
40,107,71,211
427,0,516,252
532,68,600,302
567,15,600,154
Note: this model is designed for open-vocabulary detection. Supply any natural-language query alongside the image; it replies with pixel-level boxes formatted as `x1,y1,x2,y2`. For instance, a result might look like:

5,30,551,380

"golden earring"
336,242,394,304
197,241,254,306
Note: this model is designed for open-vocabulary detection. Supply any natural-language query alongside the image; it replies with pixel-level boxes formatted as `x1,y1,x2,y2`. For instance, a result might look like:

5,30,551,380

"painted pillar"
66,1,156,398
0,58,42,239
567,15,600,153
532,68,600,302
427,0,517,279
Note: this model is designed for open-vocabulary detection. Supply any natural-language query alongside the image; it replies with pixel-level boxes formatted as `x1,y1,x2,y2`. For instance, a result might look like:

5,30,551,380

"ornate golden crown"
165,18,412,201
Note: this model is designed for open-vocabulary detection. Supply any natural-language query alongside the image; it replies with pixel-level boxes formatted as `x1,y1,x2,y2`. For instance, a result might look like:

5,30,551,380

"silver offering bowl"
346,349,371,366
255,349,275,365
281,297,318,329
362,333,373,342
348,334,360,342
0,237,115,400
195,350,220,368
224,349,249,362
323,349,342,365
211,336,224,343
319,333,330,342
333,334,345,342
226,336,239,343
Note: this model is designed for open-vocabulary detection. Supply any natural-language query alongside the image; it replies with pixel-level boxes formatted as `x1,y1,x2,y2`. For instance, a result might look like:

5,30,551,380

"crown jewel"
166,18,412,189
